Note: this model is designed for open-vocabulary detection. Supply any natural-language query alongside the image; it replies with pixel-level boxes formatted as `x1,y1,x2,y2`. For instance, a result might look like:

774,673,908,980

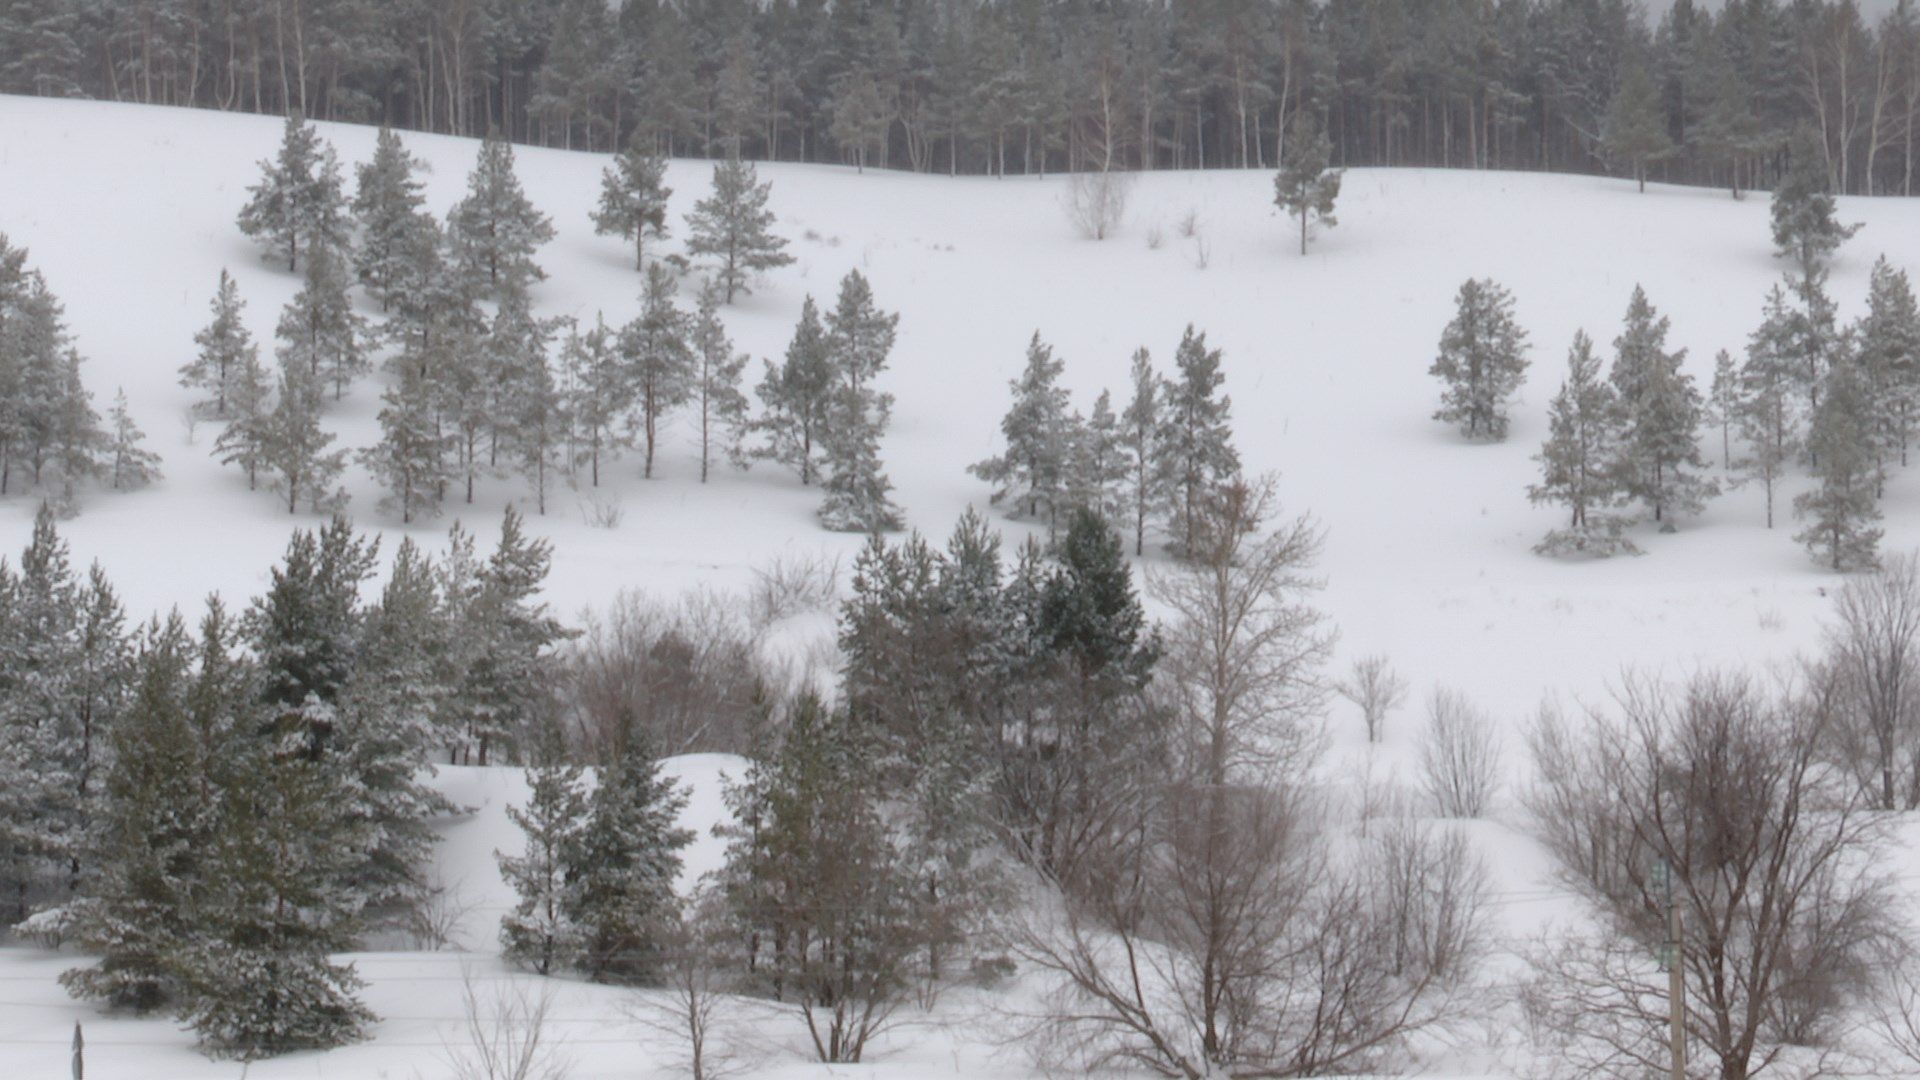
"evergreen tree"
47,349,108,513
1154,325,1239,554
507,326,569,515
237,113,349,272
1772,127,1861,284
449,132,556,292
619,264,694,480
690,279,750,482
1121,347,1160,556
359,359,448,523
498,720,587,976
1691,46,1765,199
568,730,691,983
831,68,892,172
213,344,273,492
1064,390,1128,529
753,296,836,485
971,332,1073,522
1529,331,1632,555
261,356,348,515
181,270,257,419
819,271,904,532
685,158,795,303
1430,278,1530,441
1611,287,1716,524
1273,111,1341,253
1795,359,1884,571
563,314,630,487
1707,348,1740,469
106,389,161,491
1738,286,1804,528
1601,64,1675,193
459,507,571,766
275,240,368,401
351,127,431,310
592,140,673,269
1854,255,1920,469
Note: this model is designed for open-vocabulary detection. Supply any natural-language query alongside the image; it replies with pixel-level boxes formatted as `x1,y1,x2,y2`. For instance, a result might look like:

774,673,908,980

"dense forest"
6,1,1920,195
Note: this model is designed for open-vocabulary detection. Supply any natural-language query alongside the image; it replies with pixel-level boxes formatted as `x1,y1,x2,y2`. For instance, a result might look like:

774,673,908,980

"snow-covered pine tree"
444,311,499,505
461,507,571,766
1600,64,1674,193
1273,112,1341,254
619,264,694,480
1691,45,1765,199
592,141,672,269
1788,269,1844,417
1738,285,1804,528
1854,255,1920,469
753,295,835,485
563,314,631,486
1795,357,1884,571
685,158,795,303
1772,127,1861,285
261,353,348,514
276,239,368,401
1707,349,1739,469
1528,331,1633,556
213,344,273,492
1064,389,1129,529
1611,289,1716,526
690,279,750,482
106,389,160,491
181,270,257,419
819,270,904,532
830,68,891,173
449,132,556,293
1154,325,1240,555
359,358,448,523
237,113,349,273
567,728,691,983
1429,278,1529,441
498,719,587,976
483,283,557,475
351,127,431,310
1121,347,1160,556
49,350,110,510
971,332,1073,522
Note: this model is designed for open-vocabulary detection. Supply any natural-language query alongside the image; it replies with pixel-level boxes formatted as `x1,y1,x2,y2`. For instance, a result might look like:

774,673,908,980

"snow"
4,93,1920,1076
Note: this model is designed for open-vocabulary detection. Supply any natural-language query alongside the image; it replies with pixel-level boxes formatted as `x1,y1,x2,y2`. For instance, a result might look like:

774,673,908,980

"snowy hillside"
5,94,1920,1077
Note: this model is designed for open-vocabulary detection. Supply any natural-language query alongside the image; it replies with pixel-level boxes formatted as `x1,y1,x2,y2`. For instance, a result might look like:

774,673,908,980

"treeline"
8,1,1920,195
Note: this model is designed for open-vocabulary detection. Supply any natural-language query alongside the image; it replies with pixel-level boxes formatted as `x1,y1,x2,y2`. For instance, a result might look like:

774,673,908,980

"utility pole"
71,1021,83,1080
1656,857,1686,1080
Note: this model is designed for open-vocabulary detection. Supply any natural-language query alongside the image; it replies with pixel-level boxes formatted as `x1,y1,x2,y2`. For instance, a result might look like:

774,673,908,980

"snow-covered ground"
4,94,1920,1077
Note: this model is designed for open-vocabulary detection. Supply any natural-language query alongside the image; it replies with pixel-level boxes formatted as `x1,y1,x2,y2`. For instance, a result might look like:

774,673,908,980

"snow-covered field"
5,95,1920,1077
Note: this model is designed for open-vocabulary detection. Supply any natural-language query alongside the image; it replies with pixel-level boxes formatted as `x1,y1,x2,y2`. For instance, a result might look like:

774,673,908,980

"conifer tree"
237,113,349,272
753,296,835,485
449,132,556,292
359,360,448,523
1739,286,1804,529
685,158,795,303
261,356,348,514
620,265,695,480
1854,255,1920,468
213,344,273,492
1429,278,1529,441
563,314,630,487
831,69,891,172
592,141,672,269
276,240,368,401
49,350,109,512
1796,359,1884,571
1691,48,1764,199
1707,349,1739,469
459,508,571,766
1772,127,1860,286
1273,112,1341,254
1601,64,1674,193
1064,390,1129,529
1155,325,1239,554
352,127,431,309
510,340,568,516
181,270,257,418
106,389,161,491
690,279,750,482
498,720,587,976
971,332,1073,521
1529,331,1631,555
568,730,691,983
819,271,904,532
1121,348,1160,556
1611,287,1716,524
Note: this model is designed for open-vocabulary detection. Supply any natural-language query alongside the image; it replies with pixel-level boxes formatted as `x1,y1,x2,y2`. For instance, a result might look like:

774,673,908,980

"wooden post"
1659,858,1686,1080
71,1021,83,1080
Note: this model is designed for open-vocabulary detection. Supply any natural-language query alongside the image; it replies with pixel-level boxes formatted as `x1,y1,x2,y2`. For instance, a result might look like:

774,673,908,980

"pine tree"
685,158,795,303
970,332,1073,521
213,344,273,492
498,721,587,976
1064,390,1128,529
509,331,568,515
819,271,904,532
237,113,349,273
1854,255,1920,469
1430,278,1530,441
1121,348,1160,556
1772,127,1861,284
620,265,694,480
1273,111,1341,253
592,140,672,269
352,127,431,310
261,356,348,514
1739,286,1804,529
459,507,571,766
359,359,448,523
1691,46,1765,199
1707,348,1740,469
1529,331,1633,556
753,296,835,485
106,389,160,491
690,279,750,482
563,314,631,487
275,240,368,401
1795,359,1884,571
48,349,108,512
831,68,892,172
181,270,257,418
1155,325,1239,554
568,730,691,983
1601,64,1674,193
1612,287,1716,525
449,132,556,292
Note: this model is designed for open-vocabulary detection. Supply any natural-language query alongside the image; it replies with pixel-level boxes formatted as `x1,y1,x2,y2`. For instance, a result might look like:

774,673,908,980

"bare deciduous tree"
1339,653,1409,742
444,971,570,1080
1418,687,1501,817
1066,169,1133,241
1823,551,1920,809
634,894,746,1080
